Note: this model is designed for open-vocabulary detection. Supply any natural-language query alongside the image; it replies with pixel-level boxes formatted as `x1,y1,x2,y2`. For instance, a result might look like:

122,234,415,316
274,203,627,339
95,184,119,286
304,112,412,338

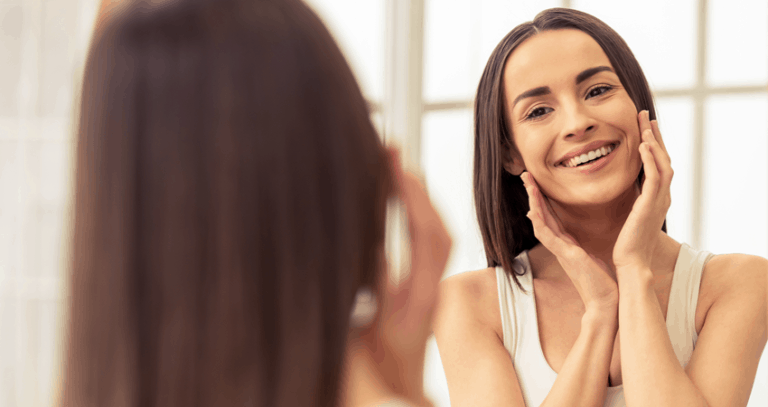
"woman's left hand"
613,110,673,273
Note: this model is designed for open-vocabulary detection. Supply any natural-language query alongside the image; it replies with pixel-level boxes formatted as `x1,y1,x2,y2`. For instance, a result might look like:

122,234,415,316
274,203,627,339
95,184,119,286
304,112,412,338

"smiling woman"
433,7,767,407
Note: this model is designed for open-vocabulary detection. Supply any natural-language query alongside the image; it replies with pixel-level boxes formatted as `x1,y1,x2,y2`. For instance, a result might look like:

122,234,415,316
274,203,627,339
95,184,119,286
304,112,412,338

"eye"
525,106,553,120
586,85,613,99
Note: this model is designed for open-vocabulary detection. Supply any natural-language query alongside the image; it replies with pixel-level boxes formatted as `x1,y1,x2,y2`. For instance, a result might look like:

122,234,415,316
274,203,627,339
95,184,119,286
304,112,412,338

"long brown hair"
474,7,665,289
62,0,391,406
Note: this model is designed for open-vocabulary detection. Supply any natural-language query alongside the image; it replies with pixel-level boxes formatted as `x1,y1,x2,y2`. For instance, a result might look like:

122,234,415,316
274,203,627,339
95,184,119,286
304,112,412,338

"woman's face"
502,29,643,207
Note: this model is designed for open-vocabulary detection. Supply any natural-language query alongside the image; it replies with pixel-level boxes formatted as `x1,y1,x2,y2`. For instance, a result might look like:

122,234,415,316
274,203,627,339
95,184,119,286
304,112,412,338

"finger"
522,174,580,254
532,182,567,236
644,121,671,167
642,128,673,187
650,120,668,156
649,121,673,184
638,142,660,202
539,189,569,235
388,149,452,277
638,110,652,140
526,205,574,256
521,172,538,218
401,174,452,265
645,140,673,210
525,173,566,236
640,112,671,168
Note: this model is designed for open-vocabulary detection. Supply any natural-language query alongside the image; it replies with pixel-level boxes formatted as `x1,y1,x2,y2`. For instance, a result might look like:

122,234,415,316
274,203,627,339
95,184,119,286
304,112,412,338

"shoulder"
434,267,501,336
698,253,767,332
701,253,767,298
433,268,527,405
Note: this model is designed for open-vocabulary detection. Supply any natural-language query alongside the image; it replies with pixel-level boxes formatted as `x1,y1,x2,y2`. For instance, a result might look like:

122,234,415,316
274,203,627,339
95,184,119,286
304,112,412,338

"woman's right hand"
521,172,618,312
359,147,452,407
379,148,453,357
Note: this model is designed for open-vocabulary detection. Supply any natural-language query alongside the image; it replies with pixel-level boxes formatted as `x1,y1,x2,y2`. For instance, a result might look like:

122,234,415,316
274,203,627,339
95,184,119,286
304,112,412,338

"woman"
434,8,767,407
61,0,450,406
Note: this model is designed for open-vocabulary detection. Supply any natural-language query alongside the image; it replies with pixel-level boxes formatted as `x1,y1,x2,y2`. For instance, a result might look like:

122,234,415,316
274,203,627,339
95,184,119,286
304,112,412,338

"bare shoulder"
698,253,767,332
435,267,501,334
701,253,767,297
433,267,527,406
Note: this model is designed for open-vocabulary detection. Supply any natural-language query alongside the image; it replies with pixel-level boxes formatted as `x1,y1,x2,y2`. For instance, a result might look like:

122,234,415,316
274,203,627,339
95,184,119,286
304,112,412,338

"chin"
553,174,639,208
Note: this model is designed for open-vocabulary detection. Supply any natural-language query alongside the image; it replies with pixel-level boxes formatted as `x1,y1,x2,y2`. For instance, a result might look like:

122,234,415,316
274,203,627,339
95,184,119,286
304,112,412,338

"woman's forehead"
503,29,614,92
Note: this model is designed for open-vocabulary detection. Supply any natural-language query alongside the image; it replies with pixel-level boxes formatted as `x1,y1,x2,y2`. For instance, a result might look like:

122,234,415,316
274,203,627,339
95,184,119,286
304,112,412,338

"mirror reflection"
0,0,765,406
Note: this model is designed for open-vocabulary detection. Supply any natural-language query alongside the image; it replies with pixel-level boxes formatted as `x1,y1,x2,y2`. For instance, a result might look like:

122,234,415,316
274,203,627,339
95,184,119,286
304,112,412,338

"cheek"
519,142,552,172
598,97,640,144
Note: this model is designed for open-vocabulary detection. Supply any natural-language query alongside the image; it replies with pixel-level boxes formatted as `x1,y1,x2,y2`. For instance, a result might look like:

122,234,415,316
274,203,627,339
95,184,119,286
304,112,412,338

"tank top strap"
665,243,715,366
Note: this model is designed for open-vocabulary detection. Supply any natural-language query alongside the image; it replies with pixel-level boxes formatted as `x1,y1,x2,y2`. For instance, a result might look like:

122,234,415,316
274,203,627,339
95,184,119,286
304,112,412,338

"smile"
560,142,619,168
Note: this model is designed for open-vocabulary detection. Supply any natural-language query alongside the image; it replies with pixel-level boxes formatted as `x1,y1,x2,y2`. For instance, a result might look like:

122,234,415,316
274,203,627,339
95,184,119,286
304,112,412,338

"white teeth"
563,143,616,168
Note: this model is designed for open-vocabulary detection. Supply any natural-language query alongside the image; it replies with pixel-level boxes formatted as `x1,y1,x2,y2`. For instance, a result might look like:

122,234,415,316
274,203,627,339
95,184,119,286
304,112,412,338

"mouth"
557,142,620,169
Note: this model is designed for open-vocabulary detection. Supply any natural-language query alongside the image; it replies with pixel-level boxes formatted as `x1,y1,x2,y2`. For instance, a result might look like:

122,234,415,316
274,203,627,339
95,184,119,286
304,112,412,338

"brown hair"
62,0,390,406
473,7,665,289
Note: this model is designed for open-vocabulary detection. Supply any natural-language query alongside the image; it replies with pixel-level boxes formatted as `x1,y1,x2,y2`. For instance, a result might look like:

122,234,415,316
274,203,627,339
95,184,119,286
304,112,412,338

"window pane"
39,0,79,117
421,109,480,407
707,0,768,87
304,0,385,101
421,109,485,278
702,94,768,258
572,0,697,90
423,0,560,103
423,0,472,102
655,97,695,246
0,140,19,279
0,4,23,117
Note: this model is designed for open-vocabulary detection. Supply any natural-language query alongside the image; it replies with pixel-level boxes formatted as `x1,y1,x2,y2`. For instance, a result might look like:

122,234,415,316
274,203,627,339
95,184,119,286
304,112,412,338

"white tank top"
495,243,715,407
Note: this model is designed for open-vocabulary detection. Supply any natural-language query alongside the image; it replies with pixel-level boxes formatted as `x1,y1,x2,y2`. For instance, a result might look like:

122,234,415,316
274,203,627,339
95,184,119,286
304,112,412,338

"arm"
618,256,767,407
434,270,619,407
613,112,768,407
343,148,451,407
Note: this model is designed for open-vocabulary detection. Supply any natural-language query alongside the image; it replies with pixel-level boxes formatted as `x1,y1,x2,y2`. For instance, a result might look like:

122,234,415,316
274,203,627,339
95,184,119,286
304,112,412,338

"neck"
547,182,640,271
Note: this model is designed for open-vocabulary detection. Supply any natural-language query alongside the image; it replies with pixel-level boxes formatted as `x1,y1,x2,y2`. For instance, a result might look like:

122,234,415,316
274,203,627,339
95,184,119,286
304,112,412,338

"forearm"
617,268,708,407
540,308,618,407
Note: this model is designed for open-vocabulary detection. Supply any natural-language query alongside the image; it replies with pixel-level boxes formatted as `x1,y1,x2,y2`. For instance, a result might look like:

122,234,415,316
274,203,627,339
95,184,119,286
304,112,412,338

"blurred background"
0,0,765,406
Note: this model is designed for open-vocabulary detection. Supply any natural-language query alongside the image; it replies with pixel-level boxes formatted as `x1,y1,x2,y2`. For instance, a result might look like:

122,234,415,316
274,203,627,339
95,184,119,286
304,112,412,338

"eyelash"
524,85,615,121
587,84,614,98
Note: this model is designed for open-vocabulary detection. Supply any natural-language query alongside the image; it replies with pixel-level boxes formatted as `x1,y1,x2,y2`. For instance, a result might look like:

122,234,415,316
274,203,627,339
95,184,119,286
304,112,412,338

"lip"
563,141,619,174
556,140,618,167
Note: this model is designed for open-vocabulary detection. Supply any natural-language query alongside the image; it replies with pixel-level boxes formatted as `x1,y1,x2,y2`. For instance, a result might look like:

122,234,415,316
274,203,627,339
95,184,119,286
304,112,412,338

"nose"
560,103,596,139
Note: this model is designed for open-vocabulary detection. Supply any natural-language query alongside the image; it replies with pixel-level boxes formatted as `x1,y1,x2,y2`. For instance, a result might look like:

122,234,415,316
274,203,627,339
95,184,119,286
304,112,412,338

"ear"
502,146,526,176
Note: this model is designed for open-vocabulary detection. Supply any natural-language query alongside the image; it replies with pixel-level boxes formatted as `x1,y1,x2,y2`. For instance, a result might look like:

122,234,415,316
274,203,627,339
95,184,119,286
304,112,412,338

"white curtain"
0,0,99,405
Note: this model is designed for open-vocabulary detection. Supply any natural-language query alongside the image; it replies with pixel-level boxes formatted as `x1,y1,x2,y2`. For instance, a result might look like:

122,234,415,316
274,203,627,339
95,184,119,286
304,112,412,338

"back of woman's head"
64,1,390,406
473,7,663,289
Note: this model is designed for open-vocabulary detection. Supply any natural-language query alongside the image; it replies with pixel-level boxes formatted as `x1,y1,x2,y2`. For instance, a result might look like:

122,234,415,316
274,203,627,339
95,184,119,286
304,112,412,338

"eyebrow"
511,66,615,109
575,66,614,85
